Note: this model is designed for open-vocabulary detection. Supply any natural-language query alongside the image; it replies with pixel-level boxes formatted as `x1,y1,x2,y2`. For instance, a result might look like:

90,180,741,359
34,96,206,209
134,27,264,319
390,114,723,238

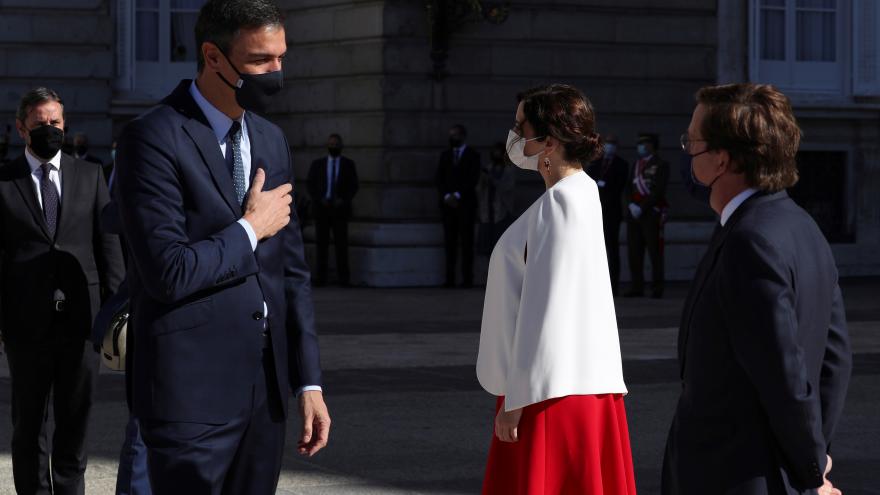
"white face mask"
506,129,544,171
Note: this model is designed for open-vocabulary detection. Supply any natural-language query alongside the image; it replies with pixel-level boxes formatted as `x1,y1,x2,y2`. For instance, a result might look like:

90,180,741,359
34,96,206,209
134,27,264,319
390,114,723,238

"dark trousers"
5,339,99,495
140,345,286,495
441,205,476,286
603,214,622,294
314,204,350,284
115,416,151,495
627,212,664,295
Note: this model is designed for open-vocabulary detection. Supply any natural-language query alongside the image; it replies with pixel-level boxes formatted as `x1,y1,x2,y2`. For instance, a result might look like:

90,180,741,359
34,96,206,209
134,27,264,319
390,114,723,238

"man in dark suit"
663,83,852,495
307,133,359,286
0,87,125,495
436,124,481,288
114,1,330,493
623,132,670,298
71,132,104,167
585,133,629,295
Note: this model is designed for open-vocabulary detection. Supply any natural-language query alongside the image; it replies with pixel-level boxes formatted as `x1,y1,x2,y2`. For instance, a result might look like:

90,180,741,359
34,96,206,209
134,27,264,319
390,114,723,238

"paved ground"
1,279,878,494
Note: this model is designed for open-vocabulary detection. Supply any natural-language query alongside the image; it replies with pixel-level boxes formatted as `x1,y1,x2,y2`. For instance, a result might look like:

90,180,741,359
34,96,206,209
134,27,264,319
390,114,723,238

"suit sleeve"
820,282,852,451
283,139,322,390
346,159,359,201
639,159,669,210
93,164,125,296
718,232,826,489
115,119,258,304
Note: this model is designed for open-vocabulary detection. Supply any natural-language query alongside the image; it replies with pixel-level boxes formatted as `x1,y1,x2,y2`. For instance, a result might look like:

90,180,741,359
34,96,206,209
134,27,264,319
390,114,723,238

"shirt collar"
454,144,467,154
25,147,61,174
720,187,759,226
189,80,246,143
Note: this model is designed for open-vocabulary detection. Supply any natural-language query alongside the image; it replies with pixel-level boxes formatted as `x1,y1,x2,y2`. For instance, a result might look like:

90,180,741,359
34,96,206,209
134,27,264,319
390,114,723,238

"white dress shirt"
325,156,340,200
189,81,321,396
720,188,759,226
25,148,62,207
477,171,628,411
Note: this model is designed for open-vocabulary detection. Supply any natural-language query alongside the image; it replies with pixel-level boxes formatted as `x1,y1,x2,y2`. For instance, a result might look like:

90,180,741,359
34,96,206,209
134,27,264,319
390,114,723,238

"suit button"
252,311,264,321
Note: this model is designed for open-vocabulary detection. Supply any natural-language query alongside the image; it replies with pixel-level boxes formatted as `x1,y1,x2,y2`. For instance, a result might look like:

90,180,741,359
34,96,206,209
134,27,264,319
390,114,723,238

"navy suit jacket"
663,191,852,494
115,80,321,423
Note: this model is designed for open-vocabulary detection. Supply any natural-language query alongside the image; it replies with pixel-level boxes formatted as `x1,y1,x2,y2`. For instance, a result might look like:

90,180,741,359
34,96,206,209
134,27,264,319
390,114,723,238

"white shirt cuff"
237,218,258,251
296,385,323,397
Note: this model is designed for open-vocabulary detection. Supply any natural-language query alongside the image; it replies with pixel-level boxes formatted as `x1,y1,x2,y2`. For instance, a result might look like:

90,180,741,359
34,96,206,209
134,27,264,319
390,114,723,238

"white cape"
476,171,627,411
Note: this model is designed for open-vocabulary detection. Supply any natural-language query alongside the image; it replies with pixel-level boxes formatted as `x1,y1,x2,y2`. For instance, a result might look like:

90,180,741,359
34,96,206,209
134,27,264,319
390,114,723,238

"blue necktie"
227,121,246,206
40,163,59,238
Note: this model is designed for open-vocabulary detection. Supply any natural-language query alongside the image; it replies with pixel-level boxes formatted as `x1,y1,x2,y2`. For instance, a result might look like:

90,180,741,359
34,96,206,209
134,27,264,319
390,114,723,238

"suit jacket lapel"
244,113,266,184
10,156,51,240
677,190,787,377
57,153,78,240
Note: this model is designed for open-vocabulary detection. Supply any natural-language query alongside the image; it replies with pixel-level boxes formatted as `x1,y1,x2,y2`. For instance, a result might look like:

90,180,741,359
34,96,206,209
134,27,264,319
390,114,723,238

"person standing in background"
307,133,359,287
585,133,629,295
0,86,125,495
436,124,481,288
477,142,516,253
623,132,669,298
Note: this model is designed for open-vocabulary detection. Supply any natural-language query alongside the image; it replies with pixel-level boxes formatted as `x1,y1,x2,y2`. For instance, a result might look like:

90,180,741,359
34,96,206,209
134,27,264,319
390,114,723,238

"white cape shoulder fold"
477,172,627,411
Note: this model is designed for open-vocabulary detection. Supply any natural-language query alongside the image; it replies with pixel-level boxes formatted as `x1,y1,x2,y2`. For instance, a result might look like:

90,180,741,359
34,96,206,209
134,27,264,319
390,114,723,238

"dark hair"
450,124,467,137
16,87,64,123
696,83,800,191
328,133,343,146
638,133,659,150
517,84,602,164
195,0,285,71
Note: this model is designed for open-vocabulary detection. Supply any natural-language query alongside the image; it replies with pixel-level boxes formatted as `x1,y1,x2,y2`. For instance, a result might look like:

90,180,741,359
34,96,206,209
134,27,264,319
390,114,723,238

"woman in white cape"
477,84,636,494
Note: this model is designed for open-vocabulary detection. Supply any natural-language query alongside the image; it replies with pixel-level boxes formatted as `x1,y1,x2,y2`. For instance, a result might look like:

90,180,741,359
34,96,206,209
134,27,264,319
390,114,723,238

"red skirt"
482,394,637,495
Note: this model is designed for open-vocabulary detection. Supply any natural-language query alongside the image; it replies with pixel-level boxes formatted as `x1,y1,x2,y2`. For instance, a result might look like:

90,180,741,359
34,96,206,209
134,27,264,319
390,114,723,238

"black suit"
585,154,629,293
435,146,480,286
307,155,358,284
0,153,124,495
662,191,852,494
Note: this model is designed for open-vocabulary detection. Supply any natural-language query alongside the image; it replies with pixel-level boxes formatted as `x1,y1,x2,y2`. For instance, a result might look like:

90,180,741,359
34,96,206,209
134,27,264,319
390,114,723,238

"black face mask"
328,147,342,157
449,137,464,148
680,152,711,204
215,48,283,114
75,144,88,156
28,125,64,160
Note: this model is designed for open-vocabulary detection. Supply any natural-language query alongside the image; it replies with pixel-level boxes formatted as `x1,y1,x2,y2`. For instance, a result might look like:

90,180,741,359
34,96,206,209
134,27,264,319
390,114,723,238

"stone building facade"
2,0,878,285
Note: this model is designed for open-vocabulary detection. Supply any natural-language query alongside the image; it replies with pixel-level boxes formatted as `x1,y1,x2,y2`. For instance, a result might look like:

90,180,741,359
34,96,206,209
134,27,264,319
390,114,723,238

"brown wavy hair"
696,83,800,191
518,84,602,165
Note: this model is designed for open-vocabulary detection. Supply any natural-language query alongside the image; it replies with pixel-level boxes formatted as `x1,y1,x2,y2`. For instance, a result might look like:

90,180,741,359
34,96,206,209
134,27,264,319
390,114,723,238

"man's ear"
202,42,223,71
15,119,28,142
716,149,732,174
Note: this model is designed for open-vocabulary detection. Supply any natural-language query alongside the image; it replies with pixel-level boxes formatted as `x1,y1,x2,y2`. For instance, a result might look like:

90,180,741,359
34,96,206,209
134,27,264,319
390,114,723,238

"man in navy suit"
114,1,330,493
663,83,852,494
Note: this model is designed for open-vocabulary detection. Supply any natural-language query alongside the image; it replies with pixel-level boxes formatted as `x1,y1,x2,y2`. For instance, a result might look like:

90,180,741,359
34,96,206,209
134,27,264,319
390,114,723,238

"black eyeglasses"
680,133,710,158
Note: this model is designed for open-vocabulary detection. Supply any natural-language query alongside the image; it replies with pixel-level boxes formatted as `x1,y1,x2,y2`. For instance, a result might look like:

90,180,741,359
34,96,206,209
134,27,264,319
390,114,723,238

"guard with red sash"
623,133,669,298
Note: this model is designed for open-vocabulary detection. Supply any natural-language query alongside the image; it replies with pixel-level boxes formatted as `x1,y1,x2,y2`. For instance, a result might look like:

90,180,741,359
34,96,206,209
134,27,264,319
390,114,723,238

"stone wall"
0,0,115,162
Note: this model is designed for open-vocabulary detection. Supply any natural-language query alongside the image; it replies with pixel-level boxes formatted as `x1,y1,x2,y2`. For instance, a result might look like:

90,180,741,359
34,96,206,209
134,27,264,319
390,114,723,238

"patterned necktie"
40,163,59,238
227,121,246,206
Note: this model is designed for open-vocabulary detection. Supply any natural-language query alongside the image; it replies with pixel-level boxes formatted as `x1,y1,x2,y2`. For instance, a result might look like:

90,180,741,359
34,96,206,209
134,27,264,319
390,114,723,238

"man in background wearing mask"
307,133,359,287
0,87,125,494
113,0,330,492
623,132,670,298
436,124,481,288
72,132,104,167
585,133,629,295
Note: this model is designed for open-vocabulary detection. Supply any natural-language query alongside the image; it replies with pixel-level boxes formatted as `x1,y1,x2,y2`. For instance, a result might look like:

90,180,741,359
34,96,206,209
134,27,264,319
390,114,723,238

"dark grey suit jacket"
0,153,125,344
